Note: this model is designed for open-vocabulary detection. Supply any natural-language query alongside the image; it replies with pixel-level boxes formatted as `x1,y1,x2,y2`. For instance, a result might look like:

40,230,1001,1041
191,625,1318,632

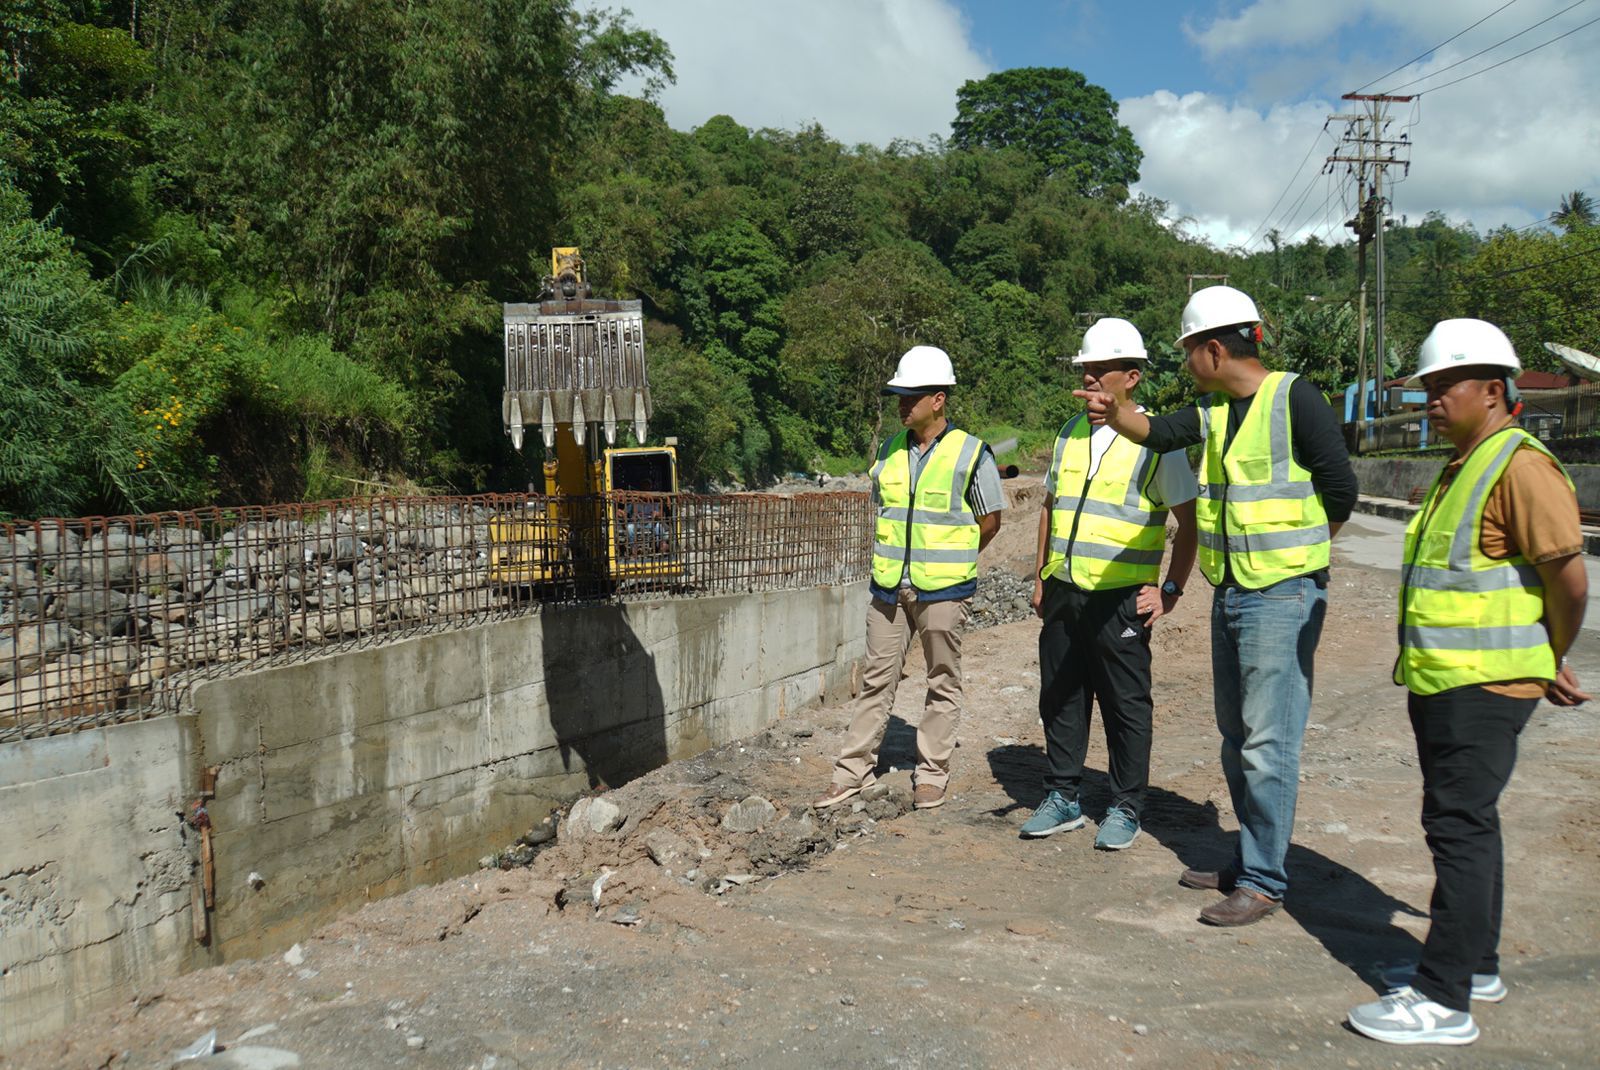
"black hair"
1193,325,1259,360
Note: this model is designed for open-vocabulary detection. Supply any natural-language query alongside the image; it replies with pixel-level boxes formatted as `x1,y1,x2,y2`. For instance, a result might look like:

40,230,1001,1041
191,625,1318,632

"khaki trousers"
832,590,969,790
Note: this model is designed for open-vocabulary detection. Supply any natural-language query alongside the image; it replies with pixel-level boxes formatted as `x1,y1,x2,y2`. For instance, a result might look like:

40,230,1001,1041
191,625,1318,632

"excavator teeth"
501,296,652,452
540,395,556,451
508,395,524,452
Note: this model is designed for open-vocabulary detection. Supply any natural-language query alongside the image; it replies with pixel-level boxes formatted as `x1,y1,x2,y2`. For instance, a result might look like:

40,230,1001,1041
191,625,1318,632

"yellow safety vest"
1196,371,1330,589
870,428,984,593
1041,415,1168,590
1394,426,1566,696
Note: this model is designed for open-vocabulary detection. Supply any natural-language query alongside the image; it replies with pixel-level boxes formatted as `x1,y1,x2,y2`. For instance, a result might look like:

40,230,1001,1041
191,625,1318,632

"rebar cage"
0,491,872,743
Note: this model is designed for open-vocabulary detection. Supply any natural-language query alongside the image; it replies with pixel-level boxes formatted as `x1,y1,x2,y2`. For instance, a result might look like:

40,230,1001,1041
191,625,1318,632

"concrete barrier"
0,581,867,1048
1352,456,1599,509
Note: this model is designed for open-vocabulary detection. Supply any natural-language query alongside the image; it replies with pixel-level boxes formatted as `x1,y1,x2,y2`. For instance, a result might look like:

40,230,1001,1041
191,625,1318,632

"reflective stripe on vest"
1195,371,1331,589
1394,426,1566,695
870,428,983,592
1041,415,1168,590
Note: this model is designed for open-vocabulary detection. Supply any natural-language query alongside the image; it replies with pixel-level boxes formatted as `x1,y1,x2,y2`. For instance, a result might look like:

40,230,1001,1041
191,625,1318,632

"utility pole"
1328,93,1412,426
1328,109,1371,435
1186,273,1229,295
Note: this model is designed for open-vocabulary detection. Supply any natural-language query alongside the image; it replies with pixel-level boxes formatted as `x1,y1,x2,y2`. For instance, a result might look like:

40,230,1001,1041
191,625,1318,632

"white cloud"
1120,91,1341,248
1187,0,1562,60
605,0,989,145
1187,0,1358,57
596,1,1599,253
1130,2,1600,249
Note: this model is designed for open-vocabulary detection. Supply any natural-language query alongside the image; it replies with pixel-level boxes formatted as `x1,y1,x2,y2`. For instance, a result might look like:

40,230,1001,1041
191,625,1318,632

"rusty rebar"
0,491,871,742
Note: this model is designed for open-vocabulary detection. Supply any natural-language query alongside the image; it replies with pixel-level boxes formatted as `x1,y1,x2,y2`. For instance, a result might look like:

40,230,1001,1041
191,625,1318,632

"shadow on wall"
541,603,667,791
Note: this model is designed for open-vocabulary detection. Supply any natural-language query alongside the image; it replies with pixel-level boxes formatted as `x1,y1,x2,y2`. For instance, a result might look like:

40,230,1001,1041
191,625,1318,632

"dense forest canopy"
2,0,1596,518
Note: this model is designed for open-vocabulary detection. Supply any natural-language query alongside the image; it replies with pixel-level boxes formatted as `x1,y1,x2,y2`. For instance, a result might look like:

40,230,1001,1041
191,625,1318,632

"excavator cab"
490,248,682,588
604,447,679,577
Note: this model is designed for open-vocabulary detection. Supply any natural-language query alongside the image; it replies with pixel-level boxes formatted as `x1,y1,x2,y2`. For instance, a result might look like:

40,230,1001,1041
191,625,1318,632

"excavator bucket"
502,297,651,450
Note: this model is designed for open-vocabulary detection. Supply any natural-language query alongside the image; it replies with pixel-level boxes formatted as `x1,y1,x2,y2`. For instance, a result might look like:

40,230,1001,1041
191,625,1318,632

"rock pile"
479,721,914,912
0,504,496,735
969,570,1036,628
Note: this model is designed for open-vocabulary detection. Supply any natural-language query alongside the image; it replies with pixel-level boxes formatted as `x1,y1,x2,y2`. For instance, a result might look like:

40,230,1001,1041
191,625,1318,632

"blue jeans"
1210,576,1328,900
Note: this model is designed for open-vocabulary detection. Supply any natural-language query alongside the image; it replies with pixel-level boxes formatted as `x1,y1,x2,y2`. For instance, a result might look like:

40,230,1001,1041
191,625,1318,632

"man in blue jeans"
1076,286,1357,925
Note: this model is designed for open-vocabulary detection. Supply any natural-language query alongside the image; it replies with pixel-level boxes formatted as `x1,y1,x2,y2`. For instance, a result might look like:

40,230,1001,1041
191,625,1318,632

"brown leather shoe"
912,783,947,810
1198,887,1281,927
812,782,862,808
1179,867,1238,893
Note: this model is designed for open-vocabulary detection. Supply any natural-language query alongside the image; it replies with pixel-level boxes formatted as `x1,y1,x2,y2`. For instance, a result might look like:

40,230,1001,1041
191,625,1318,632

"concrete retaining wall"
1353,456,1600,509
0,582,867,1049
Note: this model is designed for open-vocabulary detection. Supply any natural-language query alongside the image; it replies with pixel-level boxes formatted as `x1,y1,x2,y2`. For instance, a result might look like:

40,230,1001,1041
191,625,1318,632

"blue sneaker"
1379,963,1507,1003
1020,791,1084,838
1094,804,1140,850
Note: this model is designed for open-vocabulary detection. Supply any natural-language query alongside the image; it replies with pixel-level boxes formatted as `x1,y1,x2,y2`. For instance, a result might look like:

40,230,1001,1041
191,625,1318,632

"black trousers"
1037,578,1153,816
1409,685,1537,1013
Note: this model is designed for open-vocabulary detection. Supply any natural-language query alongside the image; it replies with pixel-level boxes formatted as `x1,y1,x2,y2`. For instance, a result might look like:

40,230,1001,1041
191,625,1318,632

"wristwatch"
1161,580,1184,598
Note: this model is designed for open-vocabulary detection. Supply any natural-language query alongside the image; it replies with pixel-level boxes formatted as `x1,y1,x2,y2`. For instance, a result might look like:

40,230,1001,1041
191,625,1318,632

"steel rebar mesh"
0,491,871,742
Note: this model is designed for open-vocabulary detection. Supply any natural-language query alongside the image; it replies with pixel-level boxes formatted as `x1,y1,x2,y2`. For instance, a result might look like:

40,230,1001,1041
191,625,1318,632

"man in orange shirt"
1348,319,1589,1046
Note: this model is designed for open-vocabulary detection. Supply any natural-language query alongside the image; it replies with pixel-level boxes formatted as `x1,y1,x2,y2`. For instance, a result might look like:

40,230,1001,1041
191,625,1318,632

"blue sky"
608,1,1600,248
953,0,1191,102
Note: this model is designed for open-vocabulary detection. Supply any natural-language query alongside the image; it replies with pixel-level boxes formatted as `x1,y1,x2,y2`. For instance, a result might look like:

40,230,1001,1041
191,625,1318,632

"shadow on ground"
986,741,1428,993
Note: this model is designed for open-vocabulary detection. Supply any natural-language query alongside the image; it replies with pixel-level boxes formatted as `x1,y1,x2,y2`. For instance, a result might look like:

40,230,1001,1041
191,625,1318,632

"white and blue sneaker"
1019,791,1084,838
1347,985,1478,1046
1094,804,1140,850
1379,962,1506,1003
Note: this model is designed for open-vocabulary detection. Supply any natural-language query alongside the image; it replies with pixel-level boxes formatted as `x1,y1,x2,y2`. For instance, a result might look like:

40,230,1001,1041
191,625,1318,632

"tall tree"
1554,189,1596,233
949,67,1141,198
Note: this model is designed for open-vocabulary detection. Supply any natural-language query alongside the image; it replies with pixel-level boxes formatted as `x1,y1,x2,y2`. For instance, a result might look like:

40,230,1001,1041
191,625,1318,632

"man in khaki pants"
814,345,1003,811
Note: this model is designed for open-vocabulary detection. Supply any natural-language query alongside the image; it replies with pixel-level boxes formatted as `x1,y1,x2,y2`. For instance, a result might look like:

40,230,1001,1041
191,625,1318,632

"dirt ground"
10,489,1599,1070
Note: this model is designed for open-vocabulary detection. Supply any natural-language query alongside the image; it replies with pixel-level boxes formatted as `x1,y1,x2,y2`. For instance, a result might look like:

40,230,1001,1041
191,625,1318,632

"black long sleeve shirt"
1141,376,1359,585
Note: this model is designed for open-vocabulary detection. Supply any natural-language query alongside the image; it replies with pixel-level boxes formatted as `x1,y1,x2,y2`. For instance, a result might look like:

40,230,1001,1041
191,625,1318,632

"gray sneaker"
1019,791,1084,838
1379,963,1506,1003
1347,986,1478,1046
1094,804,1140,850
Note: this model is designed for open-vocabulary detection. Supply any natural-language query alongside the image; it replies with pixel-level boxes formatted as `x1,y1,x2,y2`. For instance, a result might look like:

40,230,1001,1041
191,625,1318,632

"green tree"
0,4,155,266
950,67,1141,198
1275,299,1359,394
781,242,968,456
1453,228,1600,371
152,0,669,484
0,178,115,517
1554,190,1596,233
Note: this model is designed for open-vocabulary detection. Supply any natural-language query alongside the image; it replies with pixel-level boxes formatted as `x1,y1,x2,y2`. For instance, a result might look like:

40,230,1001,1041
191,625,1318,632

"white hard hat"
1406,319,1521,387
1176,285,1261,346
1073,318,1148,364
883,345,956,395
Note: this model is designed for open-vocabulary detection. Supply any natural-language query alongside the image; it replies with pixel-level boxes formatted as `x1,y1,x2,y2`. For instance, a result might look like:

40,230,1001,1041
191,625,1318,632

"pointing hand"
1072,389,1118,426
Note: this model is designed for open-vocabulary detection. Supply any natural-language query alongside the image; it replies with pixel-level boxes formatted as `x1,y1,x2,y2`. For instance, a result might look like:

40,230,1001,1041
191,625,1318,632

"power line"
1351,0,1523,94
1282,172,1341,244
1381,0,1591,94
1385,266,1600,297
1467,241,1600,280
1471,266,1600,294
1267,171,1327,246
1400,11,1600,95
1239,125,1334,250
1498,297,1600,329
1506,216,1556,233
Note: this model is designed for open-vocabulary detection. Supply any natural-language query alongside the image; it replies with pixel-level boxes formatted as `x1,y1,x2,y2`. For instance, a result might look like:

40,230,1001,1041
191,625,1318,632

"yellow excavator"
489,248,681,587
